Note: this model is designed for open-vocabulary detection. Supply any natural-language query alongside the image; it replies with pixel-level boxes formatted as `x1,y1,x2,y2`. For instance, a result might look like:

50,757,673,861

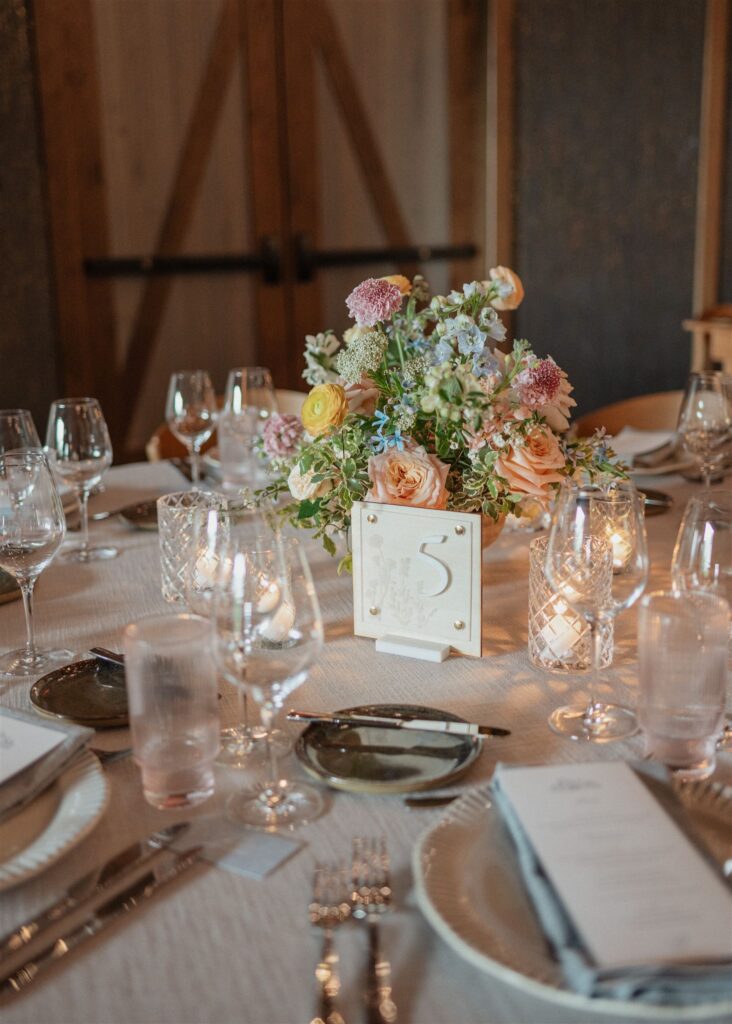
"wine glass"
0,409,42,454
677,371,732,487
165,371,218,486
218,367,278,492
187,499,289,767
212,535,325,830
0,450,69,677
544,479,649,741
45,398,117,562
672,490,732,747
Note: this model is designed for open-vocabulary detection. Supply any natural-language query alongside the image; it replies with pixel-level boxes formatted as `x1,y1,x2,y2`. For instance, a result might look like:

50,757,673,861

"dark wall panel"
514,0,704,416
0,0,58,427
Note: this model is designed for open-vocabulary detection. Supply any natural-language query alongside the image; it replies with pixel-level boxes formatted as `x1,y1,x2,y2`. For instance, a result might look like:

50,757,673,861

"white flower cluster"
303,332,340,386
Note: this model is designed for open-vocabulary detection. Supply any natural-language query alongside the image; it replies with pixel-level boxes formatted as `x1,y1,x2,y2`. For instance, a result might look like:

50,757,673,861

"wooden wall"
0,0,59,429
513,0,705,416
721,9,732,300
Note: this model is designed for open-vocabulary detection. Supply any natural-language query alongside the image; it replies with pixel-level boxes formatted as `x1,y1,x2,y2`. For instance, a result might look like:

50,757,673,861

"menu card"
0,711,66,786
495,762,732,969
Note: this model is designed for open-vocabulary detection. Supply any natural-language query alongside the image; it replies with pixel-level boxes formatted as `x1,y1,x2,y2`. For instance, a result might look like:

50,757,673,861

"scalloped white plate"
413,780,732,1021
0,750,109,891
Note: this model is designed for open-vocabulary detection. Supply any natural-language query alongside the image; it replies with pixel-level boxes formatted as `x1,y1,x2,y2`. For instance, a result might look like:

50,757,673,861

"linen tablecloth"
1,462,730,1024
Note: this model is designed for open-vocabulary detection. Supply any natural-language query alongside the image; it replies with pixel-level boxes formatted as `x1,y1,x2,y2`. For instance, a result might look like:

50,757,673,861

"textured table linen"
1,462,730,1024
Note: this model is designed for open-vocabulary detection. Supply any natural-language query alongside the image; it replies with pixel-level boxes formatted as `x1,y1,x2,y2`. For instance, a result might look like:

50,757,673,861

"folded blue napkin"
491,762,732,1006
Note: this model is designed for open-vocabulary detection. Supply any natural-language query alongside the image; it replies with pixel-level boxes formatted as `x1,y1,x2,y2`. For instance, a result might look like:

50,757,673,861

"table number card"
351,500,483,658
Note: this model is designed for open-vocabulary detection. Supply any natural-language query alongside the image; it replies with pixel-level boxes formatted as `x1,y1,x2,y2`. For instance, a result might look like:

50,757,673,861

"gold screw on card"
454,620,465,631
367,514,377,524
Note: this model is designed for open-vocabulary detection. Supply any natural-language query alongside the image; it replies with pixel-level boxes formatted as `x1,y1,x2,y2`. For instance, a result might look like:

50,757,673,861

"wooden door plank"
693,0,729,316
33,0,116,424
280,0,323,378
120,0,240,438
239,0,293,389
448,0,488,288
309,0,416,279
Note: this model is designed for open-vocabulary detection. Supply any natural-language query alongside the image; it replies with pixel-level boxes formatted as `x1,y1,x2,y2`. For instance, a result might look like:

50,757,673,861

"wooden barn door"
33,0,489,460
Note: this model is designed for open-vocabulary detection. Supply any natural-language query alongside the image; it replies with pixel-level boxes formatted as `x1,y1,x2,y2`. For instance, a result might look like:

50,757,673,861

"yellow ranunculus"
380,274,412,296
301,383,348,436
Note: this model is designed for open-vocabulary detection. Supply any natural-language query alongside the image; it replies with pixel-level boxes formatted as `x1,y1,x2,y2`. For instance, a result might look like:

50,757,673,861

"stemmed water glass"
45,398,117,562
212,535,325,830
187,499,290,767
677,371,732,487
0,409,42,454
672,490,732,747
0,450,69,677
165,371,218,486
218,367,278,491
544,479,649,741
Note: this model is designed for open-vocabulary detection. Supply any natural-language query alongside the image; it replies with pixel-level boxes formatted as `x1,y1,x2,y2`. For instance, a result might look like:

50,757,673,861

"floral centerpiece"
260,269,618,572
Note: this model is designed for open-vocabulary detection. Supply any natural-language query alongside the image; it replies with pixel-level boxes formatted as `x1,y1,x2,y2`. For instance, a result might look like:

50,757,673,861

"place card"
0,710,66,787
494,762,732,969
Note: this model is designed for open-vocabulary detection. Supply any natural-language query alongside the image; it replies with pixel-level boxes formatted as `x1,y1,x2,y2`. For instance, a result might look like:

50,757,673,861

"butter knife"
288,710,510,738
1,845,202,996
0,823,189,963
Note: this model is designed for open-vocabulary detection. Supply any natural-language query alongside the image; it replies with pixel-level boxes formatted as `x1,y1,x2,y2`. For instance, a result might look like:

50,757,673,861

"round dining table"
1,461,730,1024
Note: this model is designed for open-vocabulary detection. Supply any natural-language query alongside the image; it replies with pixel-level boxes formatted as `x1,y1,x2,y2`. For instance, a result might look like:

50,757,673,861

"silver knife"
0,823,189,963
88,646,125,667
287,710,511,738
1,845,202,996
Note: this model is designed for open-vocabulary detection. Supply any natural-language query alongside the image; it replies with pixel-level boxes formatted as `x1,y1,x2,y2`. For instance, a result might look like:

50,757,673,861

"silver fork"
351,838,397,1024
309,863,350,1024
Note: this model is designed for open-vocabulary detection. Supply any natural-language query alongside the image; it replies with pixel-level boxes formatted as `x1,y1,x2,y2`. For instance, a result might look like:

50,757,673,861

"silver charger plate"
0,568,21,606
413,778,732,1021
295,703,482,794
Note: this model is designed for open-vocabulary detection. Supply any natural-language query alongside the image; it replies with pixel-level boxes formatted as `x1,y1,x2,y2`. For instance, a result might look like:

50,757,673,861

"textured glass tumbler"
528,535,613,672
638,590,728,781
158,491,221,604
123,614,220,809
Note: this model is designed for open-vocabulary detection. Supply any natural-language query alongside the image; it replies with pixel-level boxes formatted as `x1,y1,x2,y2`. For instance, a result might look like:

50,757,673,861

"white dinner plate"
0,750,109,891
413,779,732,1021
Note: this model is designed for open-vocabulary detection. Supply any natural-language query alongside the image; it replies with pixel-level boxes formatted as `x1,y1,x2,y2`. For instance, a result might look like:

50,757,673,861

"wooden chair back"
573,390,684,438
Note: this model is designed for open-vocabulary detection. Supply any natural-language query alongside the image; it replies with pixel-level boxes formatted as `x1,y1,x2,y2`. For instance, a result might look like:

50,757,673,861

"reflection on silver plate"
638,487,673,517
0,750,108,891
413,779,732,1021
0,569,20,606
295,703,482,794
31,658,128,728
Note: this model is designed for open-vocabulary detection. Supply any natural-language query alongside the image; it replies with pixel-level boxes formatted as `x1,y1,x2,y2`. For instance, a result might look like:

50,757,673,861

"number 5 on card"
350,501,483,657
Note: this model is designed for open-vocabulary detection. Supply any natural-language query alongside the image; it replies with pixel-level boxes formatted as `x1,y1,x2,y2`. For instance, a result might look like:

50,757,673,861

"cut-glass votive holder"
528,535,613,672
158,491,222,604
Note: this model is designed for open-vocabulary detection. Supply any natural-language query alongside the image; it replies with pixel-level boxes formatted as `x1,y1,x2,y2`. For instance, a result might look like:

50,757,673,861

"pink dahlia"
346,278,403,327
262,413,304,458
515,358,562,409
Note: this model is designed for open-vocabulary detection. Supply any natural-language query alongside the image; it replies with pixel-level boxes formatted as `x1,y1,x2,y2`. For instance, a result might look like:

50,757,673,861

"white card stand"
351,501,483,660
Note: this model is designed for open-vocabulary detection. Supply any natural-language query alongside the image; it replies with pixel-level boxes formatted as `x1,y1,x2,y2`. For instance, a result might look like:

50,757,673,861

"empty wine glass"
672,491,732,611
0,409,42,454
0,450,69,677
45,398,117,562
212,535,325,830
165,370,218,486
218,367,278,491
544,479,649,741
677,371,732,487
672,490,732,748
187,499,287,767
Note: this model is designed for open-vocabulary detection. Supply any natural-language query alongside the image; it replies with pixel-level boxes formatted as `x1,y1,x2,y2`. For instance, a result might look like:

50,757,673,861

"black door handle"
295,233,478,283
84,236,281,284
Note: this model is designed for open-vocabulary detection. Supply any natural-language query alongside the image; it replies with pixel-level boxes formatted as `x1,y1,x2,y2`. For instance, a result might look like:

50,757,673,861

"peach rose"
341,375,379,416
495,426,565,502
488,266,525,311
366,444,449,510
380,274,412,296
